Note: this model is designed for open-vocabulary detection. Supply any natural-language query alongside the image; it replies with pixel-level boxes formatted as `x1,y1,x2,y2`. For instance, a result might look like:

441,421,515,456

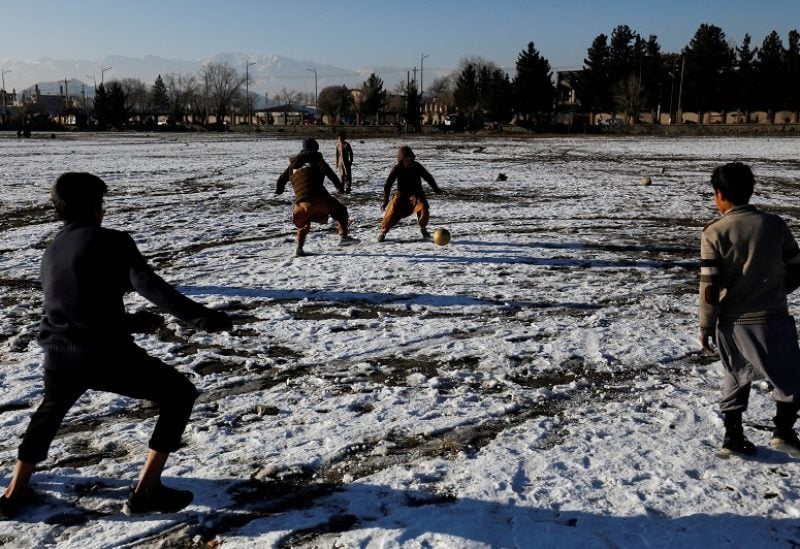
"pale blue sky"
4,0,799,71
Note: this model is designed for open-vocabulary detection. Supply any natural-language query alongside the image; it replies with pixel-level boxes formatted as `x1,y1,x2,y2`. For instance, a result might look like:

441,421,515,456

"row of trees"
577,24,800,123
310,23,800,131
308,42,555,131
18,23,800,131
90,63,257,129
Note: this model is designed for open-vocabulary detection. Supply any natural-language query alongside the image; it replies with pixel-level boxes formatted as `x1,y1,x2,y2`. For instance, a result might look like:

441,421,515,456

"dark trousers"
18,346,197,463
717,316,800,413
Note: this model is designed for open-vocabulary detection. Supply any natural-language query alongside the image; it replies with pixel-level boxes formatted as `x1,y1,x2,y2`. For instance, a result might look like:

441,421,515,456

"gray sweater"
699,204,800,335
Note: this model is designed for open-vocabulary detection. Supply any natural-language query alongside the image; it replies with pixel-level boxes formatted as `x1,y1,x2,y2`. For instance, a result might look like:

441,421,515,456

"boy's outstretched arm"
123,235,231,332
322,161,344,193
419,164,442,194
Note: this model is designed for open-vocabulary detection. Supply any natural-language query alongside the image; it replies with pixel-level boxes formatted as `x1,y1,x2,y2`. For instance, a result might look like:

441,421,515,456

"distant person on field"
0,173,232,519
699,162,800,457
335,131,354,194
378,145,442,242
276,137,356,256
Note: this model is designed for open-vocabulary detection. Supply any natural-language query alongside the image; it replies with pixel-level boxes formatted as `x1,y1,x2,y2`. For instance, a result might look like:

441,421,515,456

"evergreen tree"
608,25,640,85
513,41,555,126
151,75,169,114
576,34,613,114
736,34,758,111
660,52,683,122
755,31,786,115
360,73,387,123
640,35,663,115
107,82,130,129
93,83,110,129
480,67,513,124
404,81,420,131
453,63,480,122
608,26,642,120
682,24,736,112
317,85,353,125
786,30,800,110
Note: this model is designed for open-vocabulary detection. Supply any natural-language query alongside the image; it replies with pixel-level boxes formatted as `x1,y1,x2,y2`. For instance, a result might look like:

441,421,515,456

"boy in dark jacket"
0,172,232,518
276,138,356,256
699,162,800,456
378,145,442,242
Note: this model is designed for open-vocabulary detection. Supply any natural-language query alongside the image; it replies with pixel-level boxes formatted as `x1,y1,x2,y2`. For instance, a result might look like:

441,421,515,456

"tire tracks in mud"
120,353,714,548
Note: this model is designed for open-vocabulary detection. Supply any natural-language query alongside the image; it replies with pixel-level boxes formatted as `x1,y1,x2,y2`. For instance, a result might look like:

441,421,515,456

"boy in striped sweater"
700,162,800,456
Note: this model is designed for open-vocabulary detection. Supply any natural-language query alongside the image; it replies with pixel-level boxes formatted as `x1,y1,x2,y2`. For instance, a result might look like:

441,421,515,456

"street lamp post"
676,55,685,125
246,61,256,125
306,67,318,121
668,72,675,124
101,66,112,85
1,68,12,124
420,53,429,127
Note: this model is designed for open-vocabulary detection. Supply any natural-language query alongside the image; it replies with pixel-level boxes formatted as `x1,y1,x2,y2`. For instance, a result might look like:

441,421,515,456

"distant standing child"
335,131,354,194
276,137,357,256
0,172,232,518
378,145,442,242
699,162,800,456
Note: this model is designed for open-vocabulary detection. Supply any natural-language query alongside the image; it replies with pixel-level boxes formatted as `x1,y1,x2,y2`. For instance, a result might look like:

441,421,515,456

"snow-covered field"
1,132,800,548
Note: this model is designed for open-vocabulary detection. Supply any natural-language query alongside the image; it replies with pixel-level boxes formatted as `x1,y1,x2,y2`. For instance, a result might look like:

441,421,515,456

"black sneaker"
721,432,756,456
0,488,36,519
123,483,193,515
420,228,431,240
771,430,800,458
377,232,386,242
339,235,359,246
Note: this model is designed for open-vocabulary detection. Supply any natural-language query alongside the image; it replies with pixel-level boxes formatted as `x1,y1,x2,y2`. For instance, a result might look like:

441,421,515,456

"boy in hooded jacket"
378,145,442,242
277,138,356,256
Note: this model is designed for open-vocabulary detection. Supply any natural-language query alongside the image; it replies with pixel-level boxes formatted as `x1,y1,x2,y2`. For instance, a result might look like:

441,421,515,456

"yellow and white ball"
432,228,451,246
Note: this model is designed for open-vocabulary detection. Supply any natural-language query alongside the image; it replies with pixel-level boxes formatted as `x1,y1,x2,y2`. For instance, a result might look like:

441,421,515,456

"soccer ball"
432,228,451,246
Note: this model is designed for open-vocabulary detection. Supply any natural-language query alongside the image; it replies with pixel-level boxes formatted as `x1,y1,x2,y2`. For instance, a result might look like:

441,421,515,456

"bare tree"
181,77,202,125
427,75,454,118
202,62,246,128
119,78,148,118
164,73,197,124
277,87,302,124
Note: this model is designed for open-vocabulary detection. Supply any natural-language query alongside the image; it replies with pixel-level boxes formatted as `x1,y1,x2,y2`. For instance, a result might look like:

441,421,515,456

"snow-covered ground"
1,132,799,547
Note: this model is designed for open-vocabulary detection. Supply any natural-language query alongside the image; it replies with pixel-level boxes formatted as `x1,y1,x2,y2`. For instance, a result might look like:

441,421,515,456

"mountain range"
1,53,419,101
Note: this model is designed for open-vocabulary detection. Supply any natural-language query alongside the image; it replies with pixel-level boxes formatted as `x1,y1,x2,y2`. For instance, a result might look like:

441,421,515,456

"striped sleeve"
699,230,722,334
785,226,800,294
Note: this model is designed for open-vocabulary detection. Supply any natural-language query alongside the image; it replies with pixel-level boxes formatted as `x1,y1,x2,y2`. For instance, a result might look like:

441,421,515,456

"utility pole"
1,68,12,124
420,53,429,127
64,78,70,123
677,55,685,124
306,67,318,119
87,74,97,91
246,61,256,125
